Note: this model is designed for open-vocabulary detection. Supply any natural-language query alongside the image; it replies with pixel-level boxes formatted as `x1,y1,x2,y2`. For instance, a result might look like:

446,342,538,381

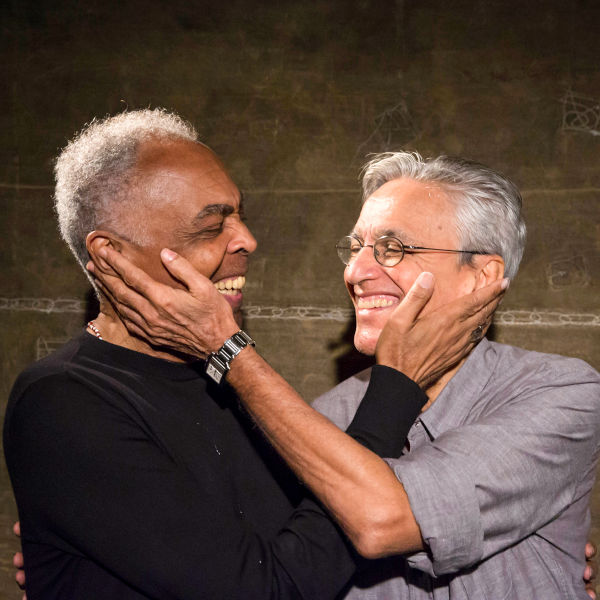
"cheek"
180,243,227,278
423,269,476,313
385,261,422,293
127,246,173,285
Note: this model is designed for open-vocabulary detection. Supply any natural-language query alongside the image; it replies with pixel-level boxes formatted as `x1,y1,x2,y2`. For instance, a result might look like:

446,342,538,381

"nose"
344,245,380,285
228,219,258,255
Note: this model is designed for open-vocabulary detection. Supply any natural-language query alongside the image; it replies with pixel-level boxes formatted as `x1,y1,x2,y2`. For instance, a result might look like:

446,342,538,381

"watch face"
205,331,253,385
206,361,225,384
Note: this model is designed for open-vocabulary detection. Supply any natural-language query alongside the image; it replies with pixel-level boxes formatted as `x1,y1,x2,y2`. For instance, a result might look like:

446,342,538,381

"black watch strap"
205,330,255,384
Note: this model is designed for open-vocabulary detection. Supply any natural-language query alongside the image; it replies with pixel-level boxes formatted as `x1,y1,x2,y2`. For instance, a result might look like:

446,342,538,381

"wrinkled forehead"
352,178,458,244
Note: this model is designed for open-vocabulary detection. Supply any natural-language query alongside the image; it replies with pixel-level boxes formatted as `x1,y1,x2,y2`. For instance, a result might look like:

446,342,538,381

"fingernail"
86,261,94,272
161,248,178,262
501,277,510,290
416,271,434,289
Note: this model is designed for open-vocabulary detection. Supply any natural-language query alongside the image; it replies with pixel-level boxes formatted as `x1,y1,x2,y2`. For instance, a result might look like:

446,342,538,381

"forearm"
227,348,423,558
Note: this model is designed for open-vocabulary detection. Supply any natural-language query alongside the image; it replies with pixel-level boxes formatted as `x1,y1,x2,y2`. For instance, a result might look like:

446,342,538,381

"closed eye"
180,220,225,242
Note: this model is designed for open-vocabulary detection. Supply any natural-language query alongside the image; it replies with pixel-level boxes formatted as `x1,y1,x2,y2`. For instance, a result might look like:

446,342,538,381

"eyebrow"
191,203,235,226
350,227,420,245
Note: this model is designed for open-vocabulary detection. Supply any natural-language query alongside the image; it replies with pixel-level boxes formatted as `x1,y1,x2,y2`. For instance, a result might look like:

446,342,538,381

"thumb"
160,248,214,294
391,271,435,323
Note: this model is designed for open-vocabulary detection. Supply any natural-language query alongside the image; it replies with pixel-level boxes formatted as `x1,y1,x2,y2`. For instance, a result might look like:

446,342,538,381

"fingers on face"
465,277,507,316
463,286,504,332
98,246,153,293
96,268,154,313
161,249,217,294
390,272,435,325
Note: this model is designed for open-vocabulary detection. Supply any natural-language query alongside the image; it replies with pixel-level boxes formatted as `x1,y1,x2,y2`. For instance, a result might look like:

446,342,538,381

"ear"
473,255,505,290
86,230,124,273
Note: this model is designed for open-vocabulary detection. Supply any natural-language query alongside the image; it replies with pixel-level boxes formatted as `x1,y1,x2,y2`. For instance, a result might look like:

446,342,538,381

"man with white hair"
90,146,600,598
4,110,504,599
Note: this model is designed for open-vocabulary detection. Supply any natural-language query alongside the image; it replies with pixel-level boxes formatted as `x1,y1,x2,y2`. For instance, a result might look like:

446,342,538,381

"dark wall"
1,1,599,596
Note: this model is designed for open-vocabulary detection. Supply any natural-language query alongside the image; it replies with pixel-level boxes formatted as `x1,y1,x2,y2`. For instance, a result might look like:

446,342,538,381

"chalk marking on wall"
3,298,598,327
244,305,600,326
547,254,591,290
31,310,600,360
562,90,600,137
355,100,417,160
36,337,70,360
244,305,355,322
0,297,86,313
494,310,600,327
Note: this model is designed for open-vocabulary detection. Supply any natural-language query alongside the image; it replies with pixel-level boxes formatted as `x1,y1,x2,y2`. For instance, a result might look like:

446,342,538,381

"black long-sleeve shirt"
4,331,426,599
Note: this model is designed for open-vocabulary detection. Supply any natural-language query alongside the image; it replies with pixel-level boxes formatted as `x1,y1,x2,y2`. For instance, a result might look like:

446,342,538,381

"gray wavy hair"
54,108,198,274
361,151,527,279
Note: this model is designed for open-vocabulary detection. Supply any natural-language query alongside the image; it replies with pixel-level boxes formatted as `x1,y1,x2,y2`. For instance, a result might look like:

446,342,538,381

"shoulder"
487,341,599,387
4,335,132,444
312,367,373,430
474,341,600,422
6,337,82,414
6,372,100,445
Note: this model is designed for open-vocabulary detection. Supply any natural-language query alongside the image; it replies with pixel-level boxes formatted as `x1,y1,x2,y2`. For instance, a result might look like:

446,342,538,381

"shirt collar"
418,338,499,439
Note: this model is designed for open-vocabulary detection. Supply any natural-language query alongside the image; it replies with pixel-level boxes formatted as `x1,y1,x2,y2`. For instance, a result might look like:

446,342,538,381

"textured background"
1,0,599,596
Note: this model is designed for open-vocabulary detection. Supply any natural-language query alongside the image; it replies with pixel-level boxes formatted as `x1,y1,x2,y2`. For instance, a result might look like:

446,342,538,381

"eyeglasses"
336,235,485,268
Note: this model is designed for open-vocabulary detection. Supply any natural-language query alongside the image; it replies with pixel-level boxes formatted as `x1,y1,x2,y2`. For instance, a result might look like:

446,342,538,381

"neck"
90,303,191,363
420,356,468,412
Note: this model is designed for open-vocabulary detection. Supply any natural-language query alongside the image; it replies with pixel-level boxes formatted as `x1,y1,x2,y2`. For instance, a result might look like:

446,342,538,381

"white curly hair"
54,108,198,276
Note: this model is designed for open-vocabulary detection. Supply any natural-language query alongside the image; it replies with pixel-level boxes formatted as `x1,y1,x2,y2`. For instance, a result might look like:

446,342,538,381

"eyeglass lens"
336,236,405,267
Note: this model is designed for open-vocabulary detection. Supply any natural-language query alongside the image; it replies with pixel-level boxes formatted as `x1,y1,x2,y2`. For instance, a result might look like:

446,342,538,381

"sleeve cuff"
346,365,427,457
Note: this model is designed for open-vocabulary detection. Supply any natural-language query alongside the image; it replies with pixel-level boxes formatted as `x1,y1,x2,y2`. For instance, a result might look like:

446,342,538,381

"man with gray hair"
4,109,505,599
89,146,600,598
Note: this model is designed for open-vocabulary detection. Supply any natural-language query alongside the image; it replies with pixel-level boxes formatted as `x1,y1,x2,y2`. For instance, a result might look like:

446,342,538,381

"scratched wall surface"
1,0,600,597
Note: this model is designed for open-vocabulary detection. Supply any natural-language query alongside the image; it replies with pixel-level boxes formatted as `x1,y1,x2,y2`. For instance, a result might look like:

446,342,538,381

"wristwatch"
205,330,256,384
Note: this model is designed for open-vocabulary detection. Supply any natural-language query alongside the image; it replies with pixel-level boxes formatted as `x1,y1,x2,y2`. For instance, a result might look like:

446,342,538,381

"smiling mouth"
214,275,246,296
356,297,396,309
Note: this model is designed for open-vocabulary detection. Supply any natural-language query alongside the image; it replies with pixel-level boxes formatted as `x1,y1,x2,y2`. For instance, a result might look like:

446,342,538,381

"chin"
353,330,378,356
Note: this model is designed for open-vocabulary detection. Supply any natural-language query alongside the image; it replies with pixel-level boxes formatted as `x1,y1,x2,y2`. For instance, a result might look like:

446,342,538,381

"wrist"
205,330,256,385
209,321,242,353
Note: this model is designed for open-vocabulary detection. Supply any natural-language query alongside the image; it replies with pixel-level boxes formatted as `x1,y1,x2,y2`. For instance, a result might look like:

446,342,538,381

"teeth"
357,297,394,309
214,276,245,295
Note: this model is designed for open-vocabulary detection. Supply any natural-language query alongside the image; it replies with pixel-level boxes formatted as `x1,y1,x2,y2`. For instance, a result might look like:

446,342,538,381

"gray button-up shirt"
314,339,600,599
